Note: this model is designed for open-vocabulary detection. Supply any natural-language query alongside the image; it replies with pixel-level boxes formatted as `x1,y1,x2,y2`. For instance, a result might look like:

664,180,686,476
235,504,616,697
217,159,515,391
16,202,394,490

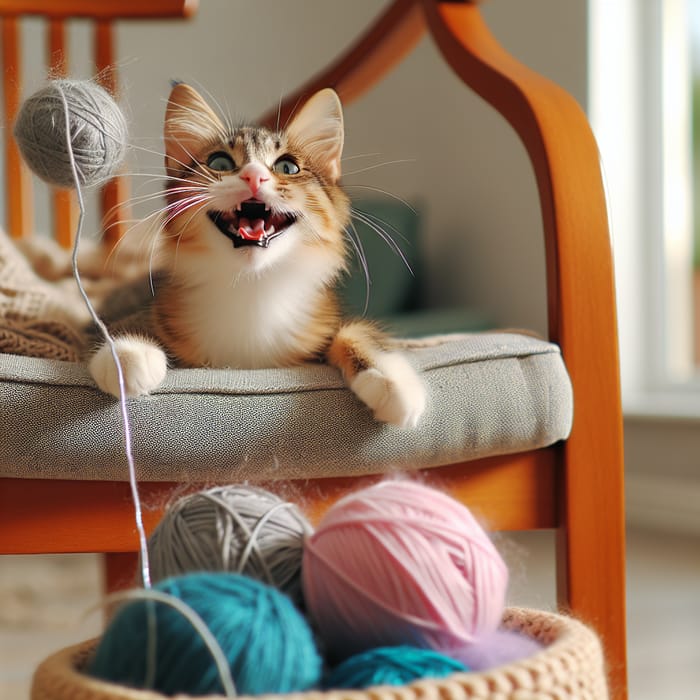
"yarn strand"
100,589,237,697
235,501,294,582
57,84,152,590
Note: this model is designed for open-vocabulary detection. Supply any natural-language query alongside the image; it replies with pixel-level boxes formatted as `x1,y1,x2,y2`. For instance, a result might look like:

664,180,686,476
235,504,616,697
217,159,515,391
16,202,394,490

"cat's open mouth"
208,199,297,248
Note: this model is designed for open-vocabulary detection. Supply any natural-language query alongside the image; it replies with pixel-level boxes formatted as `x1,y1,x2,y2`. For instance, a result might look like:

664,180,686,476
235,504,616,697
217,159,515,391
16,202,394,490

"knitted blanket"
0,228,153,362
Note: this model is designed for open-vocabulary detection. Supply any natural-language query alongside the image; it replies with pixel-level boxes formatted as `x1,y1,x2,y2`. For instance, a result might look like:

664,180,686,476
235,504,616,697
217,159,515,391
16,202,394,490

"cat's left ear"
164,82,226,174
286,88,344,182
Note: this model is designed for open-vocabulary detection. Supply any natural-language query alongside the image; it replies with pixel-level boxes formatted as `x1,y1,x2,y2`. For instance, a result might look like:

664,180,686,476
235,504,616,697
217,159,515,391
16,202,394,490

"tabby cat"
89,83,425,428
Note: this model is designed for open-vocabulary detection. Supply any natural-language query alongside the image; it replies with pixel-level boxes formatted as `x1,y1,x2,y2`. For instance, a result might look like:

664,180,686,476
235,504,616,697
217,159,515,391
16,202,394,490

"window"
691,1,700,364
589,0,700,414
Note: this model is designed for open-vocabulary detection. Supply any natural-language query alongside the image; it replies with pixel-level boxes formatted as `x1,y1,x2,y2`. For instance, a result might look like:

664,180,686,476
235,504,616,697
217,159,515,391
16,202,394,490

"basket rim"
31,606,608,700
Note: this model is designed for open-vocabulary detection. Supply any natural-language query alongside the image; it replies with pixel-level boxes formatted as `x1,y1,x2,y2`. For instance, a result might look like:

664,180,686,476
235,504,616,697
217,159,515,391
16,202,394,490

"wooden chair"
0,1,627,697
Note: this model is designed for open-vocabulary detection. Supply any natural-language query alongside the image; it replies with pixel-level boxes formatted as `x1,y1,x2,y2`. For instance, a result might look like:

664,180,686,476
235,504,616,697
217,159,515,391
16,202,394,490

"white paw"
89,337,167,398
349,352,426,428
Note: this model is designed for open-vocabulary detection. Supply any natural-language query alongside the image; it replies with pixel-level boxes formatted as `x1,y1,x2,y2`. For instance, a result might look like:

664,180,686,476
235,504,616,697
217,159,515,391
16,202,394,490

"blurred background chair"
0,1,627,697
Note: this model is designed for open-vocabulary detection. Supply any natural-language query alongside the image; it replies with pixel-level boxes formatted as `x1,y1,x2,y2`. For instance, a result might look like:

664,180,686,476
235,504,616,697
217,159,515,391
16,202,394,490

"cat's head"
162,83,349,276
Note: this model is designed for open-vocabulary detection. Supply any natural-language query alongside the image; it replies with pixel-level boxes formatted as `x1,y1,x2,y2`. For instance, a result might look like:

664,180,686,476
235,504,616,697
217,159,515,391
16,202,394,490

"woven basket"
31,607,609,700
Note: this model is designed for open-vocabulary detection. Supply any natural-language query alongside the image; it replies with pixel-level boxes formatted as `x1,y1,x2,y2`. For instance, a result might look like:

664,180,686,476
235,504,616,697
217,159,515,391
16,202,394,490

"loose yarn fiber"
303,480,509,661
88,572,323,697
14,78,127,188
323,646,468,690
147,485,313,606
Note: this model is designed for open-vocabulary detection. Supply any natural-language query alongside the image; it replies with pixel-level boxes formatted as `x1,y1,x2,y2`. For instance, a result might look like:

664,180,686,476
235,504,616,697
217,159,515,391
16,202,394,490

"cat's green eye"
273,158,300,176
207,152,236,172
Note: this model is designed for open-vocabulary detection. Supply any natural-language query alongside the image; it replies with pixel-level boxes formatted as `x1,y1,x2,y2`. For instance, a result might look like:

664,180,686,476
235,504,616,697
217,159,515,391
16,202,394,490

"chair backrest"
0,0,198,248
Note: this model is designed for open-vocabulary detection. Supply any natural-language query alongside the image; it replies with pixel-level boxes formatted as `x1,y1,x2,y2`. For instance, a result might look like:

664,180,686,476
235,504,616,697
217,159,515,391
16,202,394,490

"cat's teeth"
235,203,242,212
234,216,268,241
265,225,275,236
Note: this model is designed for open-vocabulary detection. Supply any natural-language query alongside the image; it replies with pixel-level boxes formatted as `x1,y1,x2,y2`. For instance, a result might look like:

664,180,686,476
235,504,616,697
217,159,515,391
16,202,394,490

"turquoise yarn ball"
323,646,468,690
88,572,322,696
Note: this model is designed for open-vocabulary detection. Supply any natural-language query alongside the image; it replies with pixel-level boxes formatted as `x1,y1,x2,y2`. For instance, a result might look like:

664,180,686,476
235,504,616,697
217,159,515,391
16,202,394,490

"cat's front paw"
89,336,167,399
349,353,426,428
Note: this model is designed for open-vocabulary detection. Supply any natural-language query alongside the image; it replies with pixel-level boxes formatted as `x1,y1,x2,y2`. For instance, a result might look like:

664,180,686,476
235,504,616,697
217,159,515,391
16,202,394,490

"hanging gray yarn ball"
13,78,127,189
147,485,314,607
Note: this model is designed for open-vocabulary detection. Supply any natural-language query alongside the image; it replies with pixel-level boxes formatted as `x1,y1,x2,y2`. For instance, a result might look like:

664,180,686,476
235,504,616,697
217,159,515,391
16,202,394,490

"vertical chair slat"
2,16,33,239
95,18,129,246
48,17,77,249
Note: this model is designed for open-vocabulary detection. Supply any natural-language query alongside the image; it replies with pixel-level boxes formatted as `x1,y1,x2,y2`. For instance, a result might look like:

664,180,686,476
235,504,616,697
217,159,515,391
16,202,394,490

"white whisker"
351,208,414,276
168,198,213,280
346,220,371,316
282,95,304,131
352,206,411,244
276,92,283,133
341,152,383,162
343,159,416,177
344,185,417,214
162,194,212,228
128,142,217,183
113,186,208,210
190,79,234,138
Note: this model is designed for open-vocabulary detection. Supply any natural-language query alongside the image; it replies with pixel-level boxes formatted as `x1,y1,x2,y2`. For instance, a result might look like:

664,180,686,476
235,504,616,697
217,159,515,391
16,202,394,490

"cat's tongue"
237,217,271,242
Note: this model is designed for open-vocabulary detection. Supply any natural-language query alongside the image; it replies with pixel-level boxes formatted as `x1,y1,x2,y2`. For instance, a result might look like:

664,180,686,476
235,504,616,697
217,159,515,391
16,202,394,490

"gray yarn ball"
13,79,127,189
147,485,314,607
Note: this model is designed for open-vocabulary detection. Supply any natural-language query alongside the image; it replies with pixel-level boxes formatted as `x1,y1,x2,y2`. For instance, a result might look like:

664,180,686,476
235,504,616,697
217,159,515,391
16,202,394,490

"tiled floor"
623,529,700,699
0,553,101,699
1,528,698,699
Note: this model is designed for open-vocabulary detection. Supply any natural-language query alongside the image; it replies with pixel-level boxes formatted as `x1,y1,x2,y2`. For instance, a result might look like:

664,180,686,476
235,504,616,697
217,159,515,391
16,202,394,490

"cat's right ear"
164,83,225,174
286,88,344,183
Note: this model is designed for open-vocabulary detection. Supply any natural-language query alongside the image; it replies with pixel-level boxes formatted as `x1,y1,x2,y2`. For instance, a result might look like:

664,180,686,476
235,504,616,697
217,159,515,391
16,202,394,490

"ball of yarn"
147,485,313,606
455,629,543,671
14,78,127,188
88,572,322,696
303,480,508,661
323,646,468,690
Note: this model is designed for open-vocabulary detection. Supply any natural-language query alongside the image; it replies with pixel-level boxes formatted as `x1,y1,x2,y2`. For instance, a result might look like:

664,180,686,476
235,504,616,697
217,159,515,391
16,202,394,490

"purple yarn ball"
453,628,543,671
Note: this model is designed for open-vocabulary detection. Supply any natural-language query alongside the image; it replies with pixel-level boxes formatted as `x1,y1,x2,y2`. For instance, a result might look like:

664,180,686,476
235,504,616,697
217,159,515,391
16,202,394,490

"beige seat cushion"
0,332,572,482
0,333,572,481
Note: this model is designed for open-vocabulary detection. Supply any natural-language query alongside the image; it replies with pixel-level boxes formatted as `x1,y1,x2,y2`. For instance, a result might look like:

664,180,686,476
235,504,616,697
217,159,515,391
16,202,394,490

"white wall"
3,0,588,336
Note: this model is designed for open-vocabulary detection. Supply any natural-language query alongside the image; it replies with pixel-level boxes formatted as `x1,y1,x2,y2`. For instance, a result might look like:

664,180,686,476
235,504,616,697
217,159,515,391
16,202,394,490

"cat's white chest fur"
90,245,427,428
177,246,331,368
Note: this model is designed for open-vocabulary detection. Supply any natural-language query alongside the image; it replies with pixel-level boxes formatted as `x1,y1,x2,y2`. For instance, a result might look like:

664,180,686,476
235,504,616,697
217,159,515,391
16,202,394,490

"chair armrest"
421,7,626,691
422,1,617,354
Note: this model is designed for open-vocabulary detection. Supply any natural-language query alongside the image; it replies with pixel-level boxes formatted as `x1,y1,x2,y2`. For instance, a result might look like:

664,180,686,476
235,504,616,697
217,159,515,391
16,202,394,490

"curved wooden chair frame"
0,1,627,697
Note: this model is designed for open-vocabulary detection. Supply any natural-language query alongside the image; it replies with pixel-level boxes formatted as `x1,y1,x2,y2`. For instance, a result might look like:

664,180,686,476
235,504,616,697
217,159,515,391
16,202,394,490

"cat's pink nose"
239,162,270,195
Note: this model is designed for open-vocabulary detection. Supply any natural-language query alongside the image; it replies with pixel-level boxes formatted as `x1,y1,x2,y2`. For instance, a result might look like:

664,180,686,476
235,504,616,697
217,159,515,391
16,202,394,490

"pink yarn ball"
454,629,543,670
302,480,508,661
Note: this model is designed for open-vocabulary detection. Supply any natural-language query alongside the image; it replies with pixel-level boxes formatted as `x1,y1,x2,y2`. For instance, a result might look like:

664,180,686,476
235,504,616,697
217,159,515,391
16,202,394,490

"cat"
89,83,426,428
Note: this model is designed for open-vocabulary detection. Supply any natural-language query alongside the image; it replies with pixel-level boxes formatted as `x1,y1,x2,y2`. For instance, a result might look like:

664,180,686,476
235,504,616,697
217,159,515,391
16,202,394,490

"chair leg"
557,438,628,700
258,0,424,128
103,551,139,593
